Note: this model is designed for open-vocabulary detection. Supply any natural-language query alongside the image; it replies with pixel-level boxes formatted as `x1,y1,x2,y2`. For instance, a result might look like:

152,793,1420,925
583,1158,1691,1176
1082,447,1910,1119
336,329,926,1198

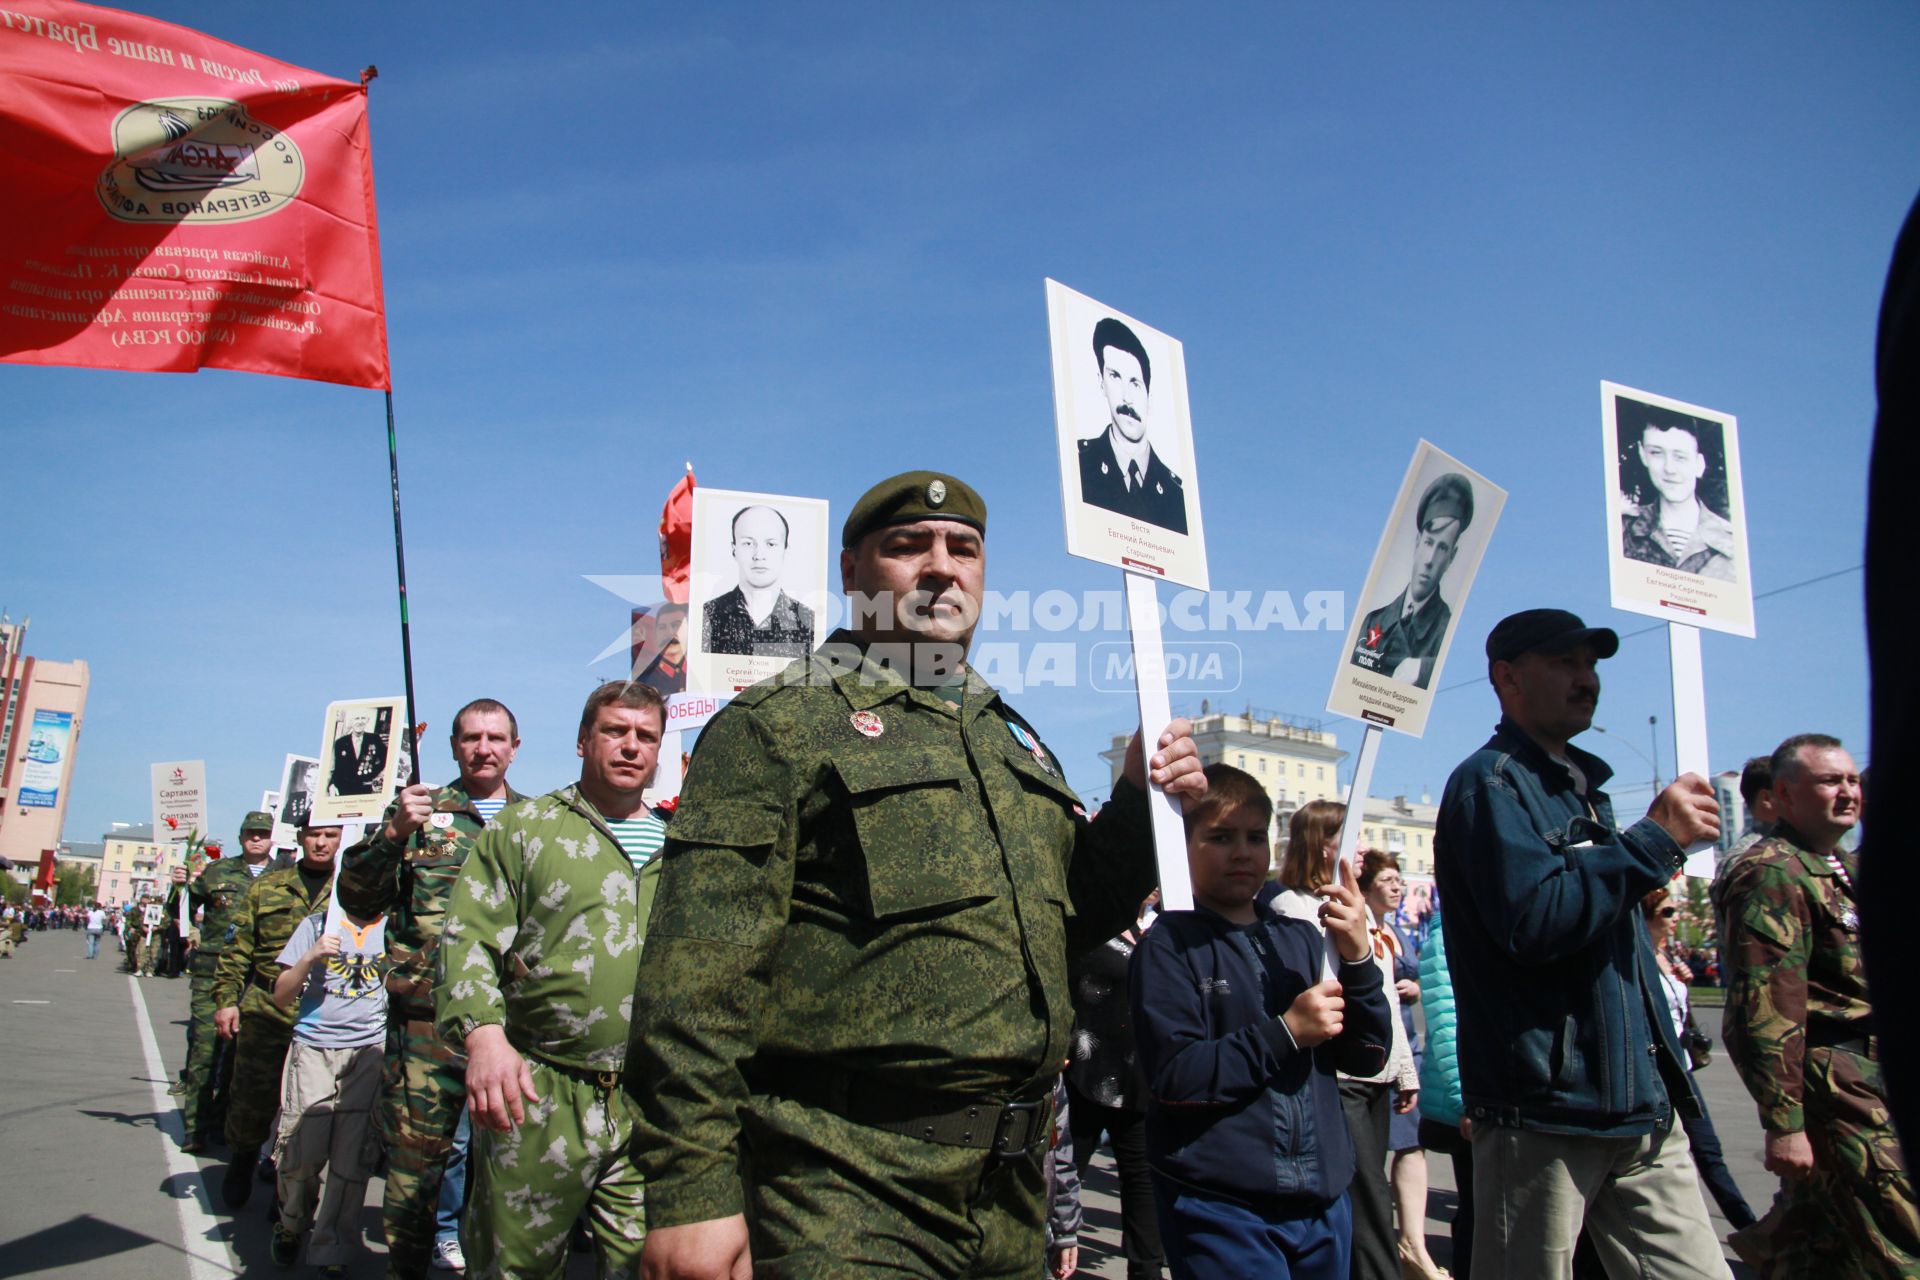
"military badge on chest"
849,710,884,738
1006,720,1058,776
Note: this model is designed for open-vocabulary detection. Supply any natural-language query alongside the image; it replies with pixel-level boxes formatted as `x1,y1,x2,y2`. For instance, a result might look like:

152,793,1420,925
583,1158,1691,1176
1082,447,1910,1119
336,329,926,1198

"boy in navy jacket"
1131,765,1392,1279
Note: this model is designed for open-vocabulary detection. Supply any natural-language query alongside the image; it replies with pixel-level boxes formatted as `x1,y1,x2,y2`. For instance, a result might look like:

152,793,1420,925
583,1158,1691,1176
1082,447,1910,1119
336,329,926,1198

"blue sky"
7,2,1915,844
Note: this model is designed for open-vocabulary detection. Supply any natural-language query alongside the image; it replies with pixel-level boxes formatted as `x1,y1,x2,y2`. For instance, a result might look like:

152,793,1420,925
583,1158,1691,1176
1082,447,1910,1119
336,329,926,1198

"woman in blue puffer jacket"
1417,916,1472,1277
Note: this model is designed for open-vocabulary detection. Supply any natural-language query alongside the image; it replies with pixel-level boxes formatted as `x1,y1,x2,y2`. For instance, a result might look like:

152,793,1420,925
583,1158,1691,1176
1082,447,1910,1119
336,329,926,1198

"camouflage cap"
841,471,986,548
239,810,274,834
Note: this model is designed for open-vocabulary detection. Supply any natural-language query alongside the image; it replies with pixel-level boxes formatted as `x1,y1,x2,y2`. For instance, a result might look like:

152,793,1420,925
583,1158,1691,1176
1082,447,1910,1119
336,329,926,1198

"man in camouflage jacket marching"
436,681,670,1280
176,811,286,1153
1723,733,1919,1276
338,699,525,1279
629,471,1205,1280
211,818,339,1210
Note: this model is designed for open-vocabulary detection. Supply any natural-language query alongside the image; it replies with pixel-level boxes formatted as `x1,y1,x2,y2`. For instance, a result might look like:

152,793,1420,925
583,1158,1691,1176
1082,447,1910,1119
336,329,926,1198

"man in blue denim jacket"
1435,609,1730,1279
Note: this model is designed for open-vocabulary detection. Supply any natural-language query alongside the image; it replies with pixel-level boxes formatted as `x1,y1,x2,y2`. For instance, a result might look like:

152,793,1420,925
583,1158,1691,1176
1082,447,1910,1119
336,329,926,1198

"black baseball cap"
1485,609,1620,665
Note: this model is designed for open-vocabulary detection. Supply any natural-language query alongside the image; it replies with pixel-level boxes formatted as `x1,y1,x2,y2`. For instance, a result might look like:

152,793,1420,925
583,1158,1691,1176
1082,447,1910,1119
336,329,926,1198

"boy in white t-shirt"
269,905,389,1275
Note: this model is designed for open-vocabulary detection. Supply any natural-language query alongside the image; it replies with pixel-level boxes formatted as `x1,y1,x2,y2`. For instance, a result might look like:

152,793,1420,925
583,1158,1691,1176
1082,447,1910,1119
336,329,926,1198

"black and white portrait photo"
273,754,317,845
1078,317,1188,535
685,487,830,697
1328,441,1506,739
1600,381,1755,638
1614,395,1736,582
700,504,816,659
1046,279,1209,590
310,696,407,825
1348,472,1476,690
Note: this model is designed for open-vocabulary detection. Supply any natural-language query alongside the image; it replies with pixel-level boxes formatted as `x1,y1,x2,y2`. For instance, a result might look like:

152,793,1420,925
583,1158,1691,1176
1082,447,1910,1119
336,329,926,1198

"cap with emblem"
841,470,987,548
239,810,274,834
1417,473,1475,533
1485,608,1620,665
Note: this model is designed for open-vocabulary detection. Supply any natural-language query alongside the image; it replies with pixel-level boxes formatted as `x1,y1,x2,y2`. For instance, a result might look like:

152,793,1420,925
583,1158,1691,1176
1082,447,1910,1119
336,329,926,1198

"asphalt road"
0,927,1773,1278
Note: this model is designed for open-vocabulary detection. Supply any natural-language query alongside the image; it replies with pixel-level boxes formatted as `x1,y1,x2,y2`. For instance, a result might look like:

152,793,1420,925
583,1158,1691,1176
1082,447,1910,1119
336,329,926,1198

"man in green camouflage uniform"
629,472,1206,1280
437,682,670,1280
211,819,340,1210
175,811,285,1153
338,699,525,1280
1723,732,1920,1277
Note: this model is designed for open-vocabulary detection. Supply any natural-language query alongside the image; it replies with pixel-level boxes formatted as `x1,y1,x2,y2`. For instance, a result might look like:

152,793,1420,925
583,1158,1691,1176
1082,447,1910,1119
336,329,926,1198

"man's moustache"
1117,405,1142,421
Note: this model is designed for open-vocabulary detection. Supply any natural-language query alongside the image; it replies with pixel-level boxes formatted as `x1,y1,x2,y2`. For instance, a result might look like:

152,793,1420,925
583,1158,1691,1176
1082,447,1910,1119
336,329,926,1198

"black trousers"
1339,1078,1396,1280
1418,1117,1474,1276
1065,1083,1164,1279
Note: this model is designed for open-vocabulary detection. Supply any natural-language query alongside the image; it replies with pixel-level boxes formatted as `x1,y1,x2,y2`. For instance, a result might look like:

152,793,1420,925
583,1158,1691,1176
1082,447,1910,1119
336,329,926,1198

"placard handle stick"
1124,571,1192,912
1667,622,1716,877
1325,722,1384,974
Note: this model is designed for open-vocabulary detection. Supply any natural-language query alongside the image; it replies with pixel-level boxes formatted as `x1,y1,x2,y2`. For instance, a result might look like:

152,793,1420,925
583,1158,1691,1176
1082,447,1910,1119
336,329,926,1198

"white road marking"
55,968,76,972
11,999,50,1004
127,975,241,1278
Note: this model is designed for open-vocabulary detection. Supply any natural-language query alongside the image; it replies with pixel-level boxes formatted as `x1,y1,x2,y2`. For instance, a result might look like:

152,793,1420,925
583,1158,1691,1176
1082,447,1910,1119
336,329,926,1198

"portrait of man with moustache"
1077,316,1189,535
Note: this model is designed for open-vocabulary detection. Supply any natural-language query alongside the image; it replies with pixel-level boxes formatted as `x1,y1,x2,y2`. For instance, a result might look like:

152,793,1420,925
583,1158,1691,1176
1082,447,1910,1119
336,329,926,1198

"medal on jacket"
1006,721,1057,776
849,710,884,738
430,812,454,830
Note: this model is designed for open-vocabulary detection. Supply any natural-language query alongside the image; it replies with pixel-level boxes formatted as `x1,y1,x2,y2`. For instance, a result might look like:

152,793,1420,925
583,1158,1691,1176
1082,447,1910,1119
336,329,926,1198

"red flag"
0,2,388,388
33,849,57,893
659,468,696,605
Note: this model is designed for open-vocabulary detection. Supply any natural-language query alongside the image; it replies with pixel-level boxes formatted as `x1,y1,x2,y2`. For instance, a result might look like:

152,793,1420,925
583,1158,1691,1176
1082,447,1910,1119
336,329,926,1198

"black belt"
1808,1018,1875,1059
757,1059,1053,1157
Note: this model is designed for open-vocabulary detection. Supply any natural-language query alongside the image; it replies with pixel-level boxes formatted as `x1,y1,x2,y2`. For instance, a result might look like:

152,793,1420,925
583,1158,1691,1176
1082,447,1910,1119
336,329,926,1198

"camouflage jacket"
628,640,1158,1228
337,780,527,1021
176,855,282,955
1721,824,1871,1134
435,785,664,1072
211,862,335,1026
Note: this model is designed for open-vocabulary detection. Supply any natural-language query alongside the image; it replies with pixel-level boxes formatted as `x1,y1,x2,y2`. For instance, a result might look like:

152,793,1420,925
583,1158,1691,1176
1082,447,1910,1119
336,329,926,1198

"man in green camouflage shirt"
176,811,285,1153
211,819,339,1209
437,681,670,1280
338,698,525,1280
1723,733,1919,1276
630,471,1205,1280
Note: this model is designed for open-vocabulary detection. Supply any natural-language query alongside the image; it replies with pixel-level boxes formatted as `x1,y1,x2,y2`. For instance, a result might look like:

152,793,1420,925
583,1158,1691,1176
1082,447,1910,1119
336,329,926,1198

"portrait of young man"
700,504,816,660
1077,316,1189,535
1618,397,1737,582
1350,472,1475,690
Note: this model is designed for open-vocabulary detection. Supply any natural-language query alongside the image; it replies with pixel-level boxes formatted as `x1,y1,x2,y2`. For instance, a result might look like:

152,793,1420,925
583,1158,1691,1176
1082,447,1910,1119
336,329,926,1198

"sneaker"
181,1134,208,1155
269,1224,299,1267
168,1078,188,1097
431,1239,466,1272
221,1146,258,1210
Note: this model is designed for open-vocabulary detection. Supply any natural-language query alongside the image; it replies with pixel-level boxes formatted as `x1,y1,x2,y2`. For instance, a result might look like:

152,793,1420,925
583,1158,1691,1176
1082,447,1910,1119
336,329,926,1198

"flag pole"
384,388,420,787
361,64,418,789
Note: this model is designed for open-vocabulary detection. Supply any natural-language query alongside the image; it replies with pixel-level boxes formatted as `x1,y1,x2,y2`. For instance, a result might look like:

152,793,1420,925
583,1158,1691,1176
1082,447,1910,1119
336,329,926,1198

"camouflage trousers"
377,1015,466,1280
1805,1046,1920,1277
465,1058,644,1280
738,1093,1048,1279
181,951,235,1140
225,1008,295,1152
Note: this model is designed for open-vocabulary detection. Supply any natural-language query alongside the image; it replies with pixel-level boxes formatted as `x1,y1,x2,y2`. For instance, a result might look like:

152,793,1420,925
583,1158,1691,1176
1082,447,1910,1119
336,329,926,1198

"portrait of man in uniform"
328,708,390,797
1350,472,1475,690
1617,397,1737,582
1077,316,1188,535
279,760,314,830
700,504,816,659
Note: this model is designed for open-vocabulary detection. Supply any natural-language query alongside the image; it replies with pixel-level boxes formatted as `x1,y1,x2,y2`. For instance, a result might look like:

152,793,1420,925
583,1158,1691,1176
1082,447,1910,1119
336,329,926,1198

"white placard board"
683,487,830,697
272,753,320,847
311,697,407,826
150,759,207,843
1327,441,1506,738
1045,279,1209,591
1600,381,1754,637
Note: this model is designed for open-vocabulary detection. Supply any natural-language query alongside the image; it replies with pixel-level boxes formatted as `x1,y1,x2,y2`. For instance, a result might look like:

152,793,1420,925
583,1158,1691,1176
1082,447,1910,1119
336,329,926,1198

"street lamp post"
1594,720,1660,798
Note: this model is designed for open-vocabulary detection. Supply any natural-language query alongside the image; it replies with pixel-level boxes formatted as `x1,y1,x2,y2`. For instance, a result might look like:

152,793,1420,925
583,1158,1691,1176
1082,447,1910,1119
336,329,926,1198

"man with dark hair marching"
338,699,526,1279
436,682,671,1279
1721,733,1918,1276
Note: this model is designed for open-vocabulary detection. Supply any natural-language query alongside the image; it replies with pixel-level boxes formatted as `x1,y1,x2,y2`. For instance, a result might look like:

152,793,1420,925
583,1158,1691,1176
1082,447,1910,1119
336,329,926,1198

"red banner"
0,2,389,388
659,469,696,605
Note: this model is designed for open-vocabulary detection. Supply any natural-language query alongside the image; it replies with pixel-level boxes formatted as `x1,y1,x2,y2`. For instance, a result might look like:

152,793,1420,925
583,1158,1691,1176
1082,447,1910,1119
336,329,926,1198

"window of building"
1296,763,1305,778
1258,758,1267,773
1317,766,1325,781
1237,754,1246,768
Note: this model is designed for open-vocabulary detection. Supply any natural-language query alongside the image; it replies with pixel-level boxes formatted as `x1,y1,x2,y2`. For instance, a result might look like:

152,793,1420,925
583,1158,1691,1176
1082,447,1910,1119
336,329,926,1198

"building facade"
98,824,180,908
0,617,90,875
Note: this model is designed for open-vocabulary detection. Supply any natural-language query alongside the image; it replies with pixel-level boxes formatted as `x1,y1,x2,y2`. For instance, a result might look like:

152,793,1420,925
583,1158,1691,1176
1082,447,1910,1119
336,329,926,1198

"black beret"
1417,473,1474,532
841,471,986,548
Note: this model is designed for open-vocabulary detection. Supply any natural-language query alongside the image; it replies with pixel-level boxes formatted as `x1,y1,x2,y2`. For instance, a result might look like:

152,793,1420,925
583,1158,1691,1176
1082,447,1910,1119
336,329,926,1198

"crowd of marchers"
119,470,1905,1280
